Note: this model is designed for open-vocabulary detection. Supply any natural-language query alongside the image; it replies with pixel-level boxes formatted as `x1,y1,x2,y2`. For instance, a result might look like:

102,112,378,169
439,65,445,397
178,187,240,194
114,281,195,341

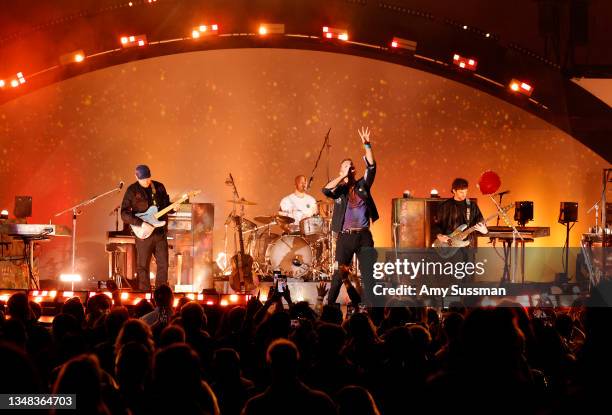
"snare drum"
265,235,313,278
300,216,326,240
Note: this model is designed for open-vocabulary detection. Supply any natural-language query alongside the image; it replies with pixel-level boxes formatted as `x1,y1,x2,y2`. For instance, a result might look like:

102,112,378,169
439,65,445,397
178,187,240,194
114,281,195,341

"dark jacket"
322,158,378,233
120,181,171,228
432,198,483,246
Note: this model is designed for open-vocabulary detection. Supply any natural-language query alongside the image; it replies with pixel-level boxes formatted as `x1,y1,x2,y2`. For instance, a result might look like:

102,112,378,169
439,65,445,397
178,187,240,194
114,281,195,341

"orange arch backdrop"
0,49,607,281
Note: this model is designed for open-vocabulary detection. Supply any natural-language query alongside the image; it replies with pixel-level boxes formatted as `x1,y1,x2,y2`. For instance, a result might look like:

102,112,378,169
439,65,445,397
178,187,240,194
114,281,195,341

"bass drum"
265,235,313,278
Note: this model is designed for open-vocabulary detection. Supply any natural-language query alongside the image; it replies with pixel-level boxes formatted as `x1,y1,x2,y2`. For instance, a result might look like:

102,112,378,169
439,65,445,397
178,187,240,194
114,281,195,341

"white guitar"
131,190,201,239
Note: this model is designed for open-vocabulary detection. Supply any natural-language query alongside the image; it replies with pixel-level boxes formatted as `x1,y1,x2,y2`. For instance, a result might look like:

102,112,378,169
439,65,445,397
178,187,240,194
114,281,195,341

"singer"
120,165,171,290
322,126,379,305
279,175,318,233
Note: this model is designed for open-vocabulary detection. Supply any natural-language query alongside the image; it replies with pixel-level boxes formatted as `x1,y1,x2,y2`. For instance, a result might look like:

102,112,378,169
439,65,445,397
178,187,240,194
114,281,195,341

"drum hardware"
226,198,258,206
254,214,295,225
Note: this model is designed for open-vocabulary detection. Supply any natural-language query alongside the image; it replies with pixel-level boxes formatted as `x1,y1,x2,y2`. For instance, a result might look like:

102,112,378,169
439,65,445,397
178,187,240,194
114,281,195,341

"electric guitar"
432,204,513,258
131,190,201,239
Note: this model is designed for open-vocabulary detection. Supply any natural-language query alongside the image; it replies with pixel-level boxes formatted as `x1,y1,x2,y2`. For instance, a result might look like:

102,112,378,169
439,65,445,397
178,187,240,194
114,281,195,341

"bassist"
121,164,171,290
433,178,488,249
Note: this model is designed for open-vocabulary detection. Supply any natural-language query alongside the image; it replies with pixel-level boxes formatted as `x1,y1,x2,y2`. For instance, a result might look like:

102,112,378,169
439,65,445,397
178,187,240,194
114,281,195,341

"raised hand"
316,282,329,298
358,126,371,144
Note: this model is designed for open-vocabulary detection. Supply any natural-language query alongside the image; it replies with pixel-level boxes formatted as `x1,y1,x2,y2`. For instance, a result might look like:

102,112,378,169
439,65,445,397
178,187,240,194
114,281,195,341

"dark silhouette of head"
159,324,186,348
153,284,174,309
115,319,154,355
266,338,300,383
7,292,31,322
180,301,208,333
52,354,108,414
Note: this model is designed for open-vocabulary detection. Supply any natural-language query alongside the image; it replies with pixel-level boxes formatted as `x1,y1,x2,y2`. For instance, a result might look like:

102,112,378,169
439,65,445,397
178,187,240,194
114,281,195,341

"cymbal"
275,214,295,224
254,214,295,225
254,215,275,224
226,198,257,205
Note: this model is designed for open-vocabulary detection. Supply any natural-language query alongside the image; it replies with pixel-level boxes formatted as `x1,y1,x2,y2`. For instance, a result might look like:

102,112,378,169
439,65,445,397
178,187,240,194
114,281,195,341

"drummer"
279,175,318,233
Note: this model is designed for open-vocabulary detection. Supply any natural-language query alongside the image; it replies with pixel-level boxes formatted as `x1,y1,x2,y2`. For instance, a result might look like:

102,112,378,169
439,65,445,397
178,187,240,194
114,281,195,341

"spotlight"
452,53,477,71
120,34,147,48
191,23,219,38
430,189,440,198
258,23,285,35
59,273,81,282
390,37,417,52
508,79,533,96
322,26,349,41
60,273,81,290
59,50,85,65
0,80,4,88
0,209,8,219
10,79,18,88
17,72,25,84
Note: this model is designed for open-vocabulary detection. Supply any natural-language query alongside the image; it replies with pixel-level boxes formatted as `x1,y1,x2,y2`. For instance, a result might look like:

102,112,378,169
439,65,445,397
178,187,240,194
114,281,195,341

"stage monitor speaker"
14,196,32,218
559,202,578,224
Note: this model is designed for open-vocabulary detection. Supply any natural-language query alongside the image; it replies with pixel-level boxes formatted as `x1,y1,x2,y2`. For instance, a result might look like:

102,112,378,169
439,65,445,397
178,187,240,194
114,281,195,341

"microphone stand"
488,194,523,283
307,128,331,191
55,182,124,274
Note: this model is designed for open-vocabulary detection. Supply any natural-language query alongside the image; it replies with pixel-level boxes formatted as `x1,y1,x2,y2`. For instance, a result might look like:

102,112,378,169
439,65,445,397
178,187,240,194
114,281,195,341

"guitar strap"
465,199,471,224
150,182,158,207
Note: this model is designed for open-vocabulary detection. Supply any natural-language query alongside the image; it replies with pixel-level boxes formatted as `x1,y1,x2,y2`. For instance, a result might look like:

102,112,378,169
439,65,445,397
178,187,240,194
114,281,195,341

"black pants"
134,231,168,290
327,229,377,305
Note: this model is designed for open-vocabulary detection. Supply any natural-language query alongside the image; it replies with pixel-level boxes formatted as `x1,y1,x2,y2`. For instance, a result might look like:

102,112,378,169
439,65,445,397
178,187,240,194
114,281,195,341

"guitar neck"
458,210,506,239
155,197,186,218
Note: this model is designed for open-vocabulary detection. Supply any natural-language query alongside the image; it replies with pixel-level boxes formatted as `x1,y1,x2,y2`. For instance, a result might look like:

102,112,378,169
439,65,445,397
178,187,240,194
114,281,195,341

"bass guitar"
432,204,513,258
131,190,201,239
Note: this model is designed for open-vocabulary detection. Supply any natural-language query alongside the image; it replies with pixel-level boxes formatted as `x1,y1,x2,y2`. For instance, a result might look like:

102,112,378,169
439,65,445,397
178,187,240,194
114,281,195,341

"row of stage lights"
0,290,249,309
0,22,534,99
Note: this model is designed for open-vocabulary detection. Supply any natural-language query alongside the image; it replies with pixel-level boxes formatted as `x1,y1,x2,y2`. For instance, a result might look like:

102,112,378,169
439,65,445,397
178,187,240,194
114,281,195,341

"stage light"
187,293,195,300
322,26,349,41
60,273,81,290
230,294,238,303
63,291,74,298
192,23,219,39
10,79,18,88
0,209,8,219
121,292,129,300
59,50,85,65
390,37,417,52
17,72,25,84
120,34,147,48
206,300,214,306
258,23,285,36
430,189,440,198
508,79,533,96
60,273,81,282
0,80,5,88
49,291,57,298
452,53,477,71
197,294,204,301
173,298,179,307
485,33,490,38
220,299,229,306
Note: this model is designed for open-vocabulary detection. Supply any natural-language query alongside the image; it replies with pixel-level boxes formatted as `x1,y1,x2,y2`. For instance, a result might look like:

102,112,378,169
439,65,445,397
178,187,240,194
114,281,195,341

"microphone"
494,190,510,197
119,181,124,190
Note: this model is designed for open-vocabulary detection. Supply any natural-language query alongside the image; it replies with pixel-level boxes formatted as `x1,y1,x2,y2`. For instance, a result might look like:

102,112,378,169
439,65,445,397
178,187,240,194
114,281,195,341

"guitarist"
121,164,171,291
433,178,488,250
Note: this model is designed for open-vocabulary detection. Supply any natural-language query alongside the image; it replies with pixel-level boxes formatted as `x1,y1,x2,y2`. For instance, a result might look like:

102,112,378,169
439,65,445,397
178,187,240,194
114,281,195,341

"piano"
0,223,71,238
478,226,550,283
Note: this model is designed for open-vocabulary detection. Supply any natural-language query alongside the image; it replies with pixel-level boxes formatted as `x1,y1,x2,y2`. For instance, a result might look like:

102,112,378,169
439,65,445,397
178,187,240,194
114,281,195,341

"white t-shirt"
279,193,318,224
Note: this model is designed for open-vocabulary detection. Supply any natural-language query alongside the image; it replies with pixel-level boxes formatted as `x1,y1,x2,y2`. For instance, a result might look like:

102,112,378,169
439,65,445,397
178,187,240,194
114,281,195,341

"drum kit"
222,197,335,281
